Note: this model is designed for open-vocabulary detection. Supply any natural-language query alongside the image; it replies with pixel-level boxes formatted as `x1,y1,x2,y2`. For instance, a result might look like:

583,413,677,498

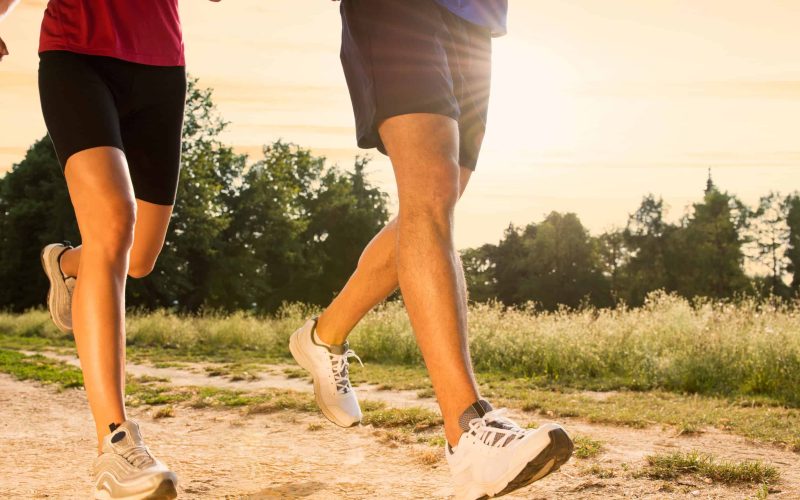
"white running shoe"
446,401,573,500
40,242,75,333
289,318,363,427
93,420,178,500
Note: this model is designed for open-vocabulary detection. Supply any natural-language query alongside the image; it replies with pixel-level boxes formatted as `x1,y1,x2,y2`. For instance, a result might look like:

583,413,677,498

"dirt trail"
28,351,438,411
2,353,799,499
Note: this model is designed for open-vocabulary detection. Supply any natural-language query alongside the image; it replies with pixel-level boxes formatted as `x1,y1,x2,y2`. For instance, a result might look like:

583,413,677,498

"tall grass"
2,292,798,405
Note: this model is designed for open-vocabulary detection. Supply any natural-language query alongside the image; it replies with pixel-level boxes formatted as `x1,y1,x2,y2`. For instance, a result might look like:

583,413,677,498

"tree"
596,228,628,302
463,214,611,310
621,195,670,305
519,212,610,309
673,188,749,298
207,143,389,313
299,156,389,305
461,244,498,303
0,137,78,311
786,193,800,293
491,223,533,305
745,192,791,297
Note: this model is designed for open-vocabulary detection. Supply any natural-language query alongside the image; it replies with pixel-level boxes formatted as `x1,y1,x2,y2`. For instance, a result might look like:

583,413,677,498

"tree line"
462,186,800,309
1,79,798,313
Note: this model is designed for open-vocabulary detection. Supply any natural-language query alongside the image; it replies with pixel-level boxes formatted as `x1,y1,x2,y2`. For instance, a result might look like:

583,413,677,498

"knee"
400,183,459,231
83,201,137,258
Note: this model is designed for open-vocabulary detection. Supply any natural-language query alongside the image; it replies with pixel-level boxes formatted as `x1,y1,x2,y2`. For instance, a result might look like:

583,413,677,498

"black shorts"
339,0,492,170
38,50,186,206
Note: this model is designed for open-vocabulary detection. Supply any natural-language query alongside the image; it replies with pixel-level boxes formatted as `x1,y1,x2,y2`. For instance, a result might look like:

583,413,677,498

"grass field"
3,293,798,401
1,292,799,453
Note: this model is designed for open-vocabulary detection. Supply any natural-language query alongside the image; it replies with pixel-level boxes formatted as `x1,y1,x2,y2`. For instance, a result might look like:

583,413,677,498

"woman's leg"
60,199,173,280
63,146,137,451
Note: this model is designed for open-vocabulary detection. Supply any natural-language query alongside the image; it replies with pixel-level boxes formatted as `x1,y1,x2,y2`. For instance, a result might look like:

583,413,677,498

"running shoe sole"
478,426,574,499
95,478,177,500
289,330,360,428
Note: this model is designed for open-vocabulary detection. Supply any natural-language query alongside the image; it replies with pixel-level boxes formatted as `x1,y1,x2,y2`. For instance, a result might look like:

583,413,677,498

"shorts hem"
358,108,461,155
58,142,125,171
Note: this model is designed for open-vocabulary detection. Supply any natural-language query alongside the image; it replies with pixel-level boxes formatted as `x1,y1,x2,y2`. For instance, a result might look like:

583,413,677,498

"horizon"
2,0,799,248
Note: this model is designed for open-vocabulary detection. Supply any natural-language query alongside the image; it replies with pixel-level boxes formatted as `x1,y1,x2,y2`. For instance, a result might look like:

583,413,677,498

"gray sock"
457,399,519,448
458,399,494,432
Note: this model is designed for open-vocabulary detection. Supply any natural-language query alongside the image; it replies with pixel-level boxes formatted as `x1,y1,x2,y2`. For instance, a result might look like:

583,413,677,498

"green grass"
573,435,603,459
5,294,800,403
0,348,83,389
5,293,799,405
510,388,800,452
361,406,443,431
641,451,780,485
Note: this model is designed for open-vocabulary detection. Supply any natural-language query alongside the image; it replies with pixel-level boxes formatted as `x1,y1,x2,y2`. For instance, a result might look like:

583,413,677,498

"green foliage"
673,188,750,298
0,138,79,311
209,145,388,312
786,193,800,291
620,194,671,304
463,214,611,309
746,192,792,297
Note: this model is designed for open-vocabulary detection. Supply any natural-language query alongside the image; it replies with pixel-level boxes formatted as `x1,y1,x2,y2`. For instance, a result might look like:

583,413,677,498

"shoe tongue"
458,400,494,433
103,420,144,453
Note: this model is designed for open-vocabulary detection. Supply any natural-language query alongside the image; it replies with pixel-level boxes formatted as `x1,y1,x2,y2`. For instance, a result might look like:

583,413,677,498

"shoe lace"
328,347,363,394
121,445,156,469
468,408,526,448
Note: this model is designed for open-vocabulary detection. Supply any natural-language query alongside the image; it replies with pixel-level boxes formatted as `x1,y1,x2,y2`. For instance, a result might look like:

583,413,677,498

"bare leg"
63,147,136,451
59,199,173,279
316,166,472,346
371,113,479,445
58,167,172,451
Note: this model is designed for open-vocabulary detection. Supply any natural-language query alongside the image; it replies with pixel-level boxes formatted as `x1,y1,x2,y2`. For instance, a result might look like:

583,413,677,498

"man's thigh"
378,113,460,206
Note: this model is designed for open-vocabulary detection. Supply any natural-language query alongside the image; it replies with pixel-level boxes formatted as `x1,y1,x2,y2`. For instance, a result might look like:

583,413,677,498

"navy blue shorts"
339,0,492,170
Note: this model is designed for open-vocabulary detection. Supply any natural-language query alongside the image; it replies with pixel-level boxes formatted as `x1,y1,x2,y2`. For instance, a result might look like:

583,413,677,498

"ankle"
315,317,348,346
445,424,464,448
59,247,78,278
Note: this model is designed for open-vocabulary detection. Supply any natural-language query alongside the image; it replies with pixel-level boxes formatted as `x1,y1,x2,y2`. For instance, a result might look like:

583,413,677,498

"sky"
1,0,799,249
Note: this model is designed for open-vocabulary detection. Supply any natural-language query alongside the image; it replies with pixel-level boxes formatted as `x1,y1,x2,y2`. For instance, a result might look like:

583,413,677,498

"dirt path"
26,351,439,411
2,353,799,499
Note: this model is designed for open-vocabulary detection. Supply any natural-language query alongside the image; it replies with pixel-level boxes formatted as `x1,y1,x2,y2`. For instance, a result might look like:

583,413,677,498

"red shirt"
39,0,184,67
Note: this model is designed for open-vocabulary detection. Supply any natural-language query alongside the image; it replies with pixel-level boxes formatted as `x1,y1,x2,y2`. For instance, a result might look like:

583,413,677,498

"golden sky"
1,0,799,248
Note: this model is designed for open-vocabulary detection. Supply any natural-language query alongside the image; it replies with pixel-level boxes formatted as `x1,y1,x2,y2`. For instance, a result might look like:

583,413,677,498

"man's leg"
315,168,473,346
375,112,479,446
